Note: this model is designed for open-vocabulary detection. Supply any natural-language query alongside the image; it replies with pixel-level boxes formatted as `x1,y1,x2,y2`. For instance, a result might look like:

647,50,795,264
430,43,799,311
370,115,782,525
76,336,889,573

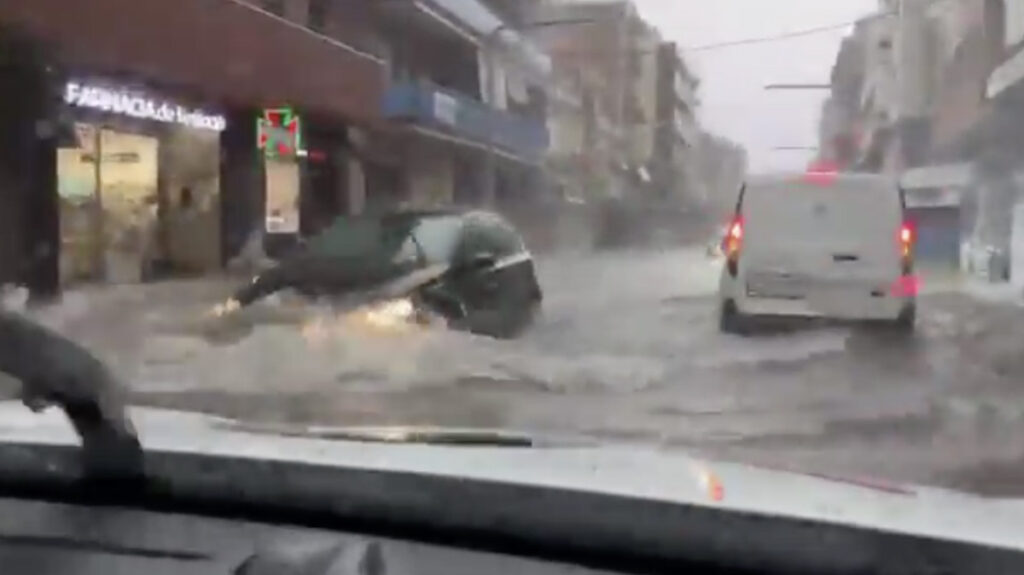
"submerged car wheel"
864,303,915,336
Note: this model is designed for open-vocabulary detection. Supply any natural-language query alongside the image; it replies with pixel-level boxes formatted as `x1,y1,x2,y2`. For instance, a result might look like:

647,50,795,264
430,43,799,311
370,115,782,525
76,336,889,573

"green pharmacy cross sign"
257,107,305,159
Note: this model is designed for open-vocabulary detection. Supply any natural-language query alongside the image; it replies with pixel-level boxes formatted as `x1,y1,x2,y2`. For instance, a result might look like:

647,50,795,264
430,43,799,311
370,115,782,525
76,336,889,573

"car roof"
744,172,899,188
347,206,508,221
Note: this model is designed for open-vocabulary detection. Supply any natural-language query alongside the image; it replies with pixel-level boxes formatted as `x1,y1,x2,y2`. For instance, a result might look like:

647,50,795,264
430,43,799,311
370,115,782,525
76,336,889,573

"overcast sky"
631,0,877,172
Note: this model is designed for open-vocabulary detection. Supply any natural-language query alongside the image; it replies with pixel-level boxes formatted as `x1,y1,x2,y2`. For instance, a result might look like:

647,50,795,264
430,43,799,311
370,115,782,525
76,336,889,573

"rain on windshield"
3,0,1024,498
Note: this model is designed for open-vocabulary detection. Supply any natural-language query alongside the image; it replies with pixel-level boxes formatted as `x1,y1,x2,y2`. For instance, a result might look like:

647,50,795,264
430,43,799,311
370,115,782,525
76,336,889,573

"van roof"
744,172,899,188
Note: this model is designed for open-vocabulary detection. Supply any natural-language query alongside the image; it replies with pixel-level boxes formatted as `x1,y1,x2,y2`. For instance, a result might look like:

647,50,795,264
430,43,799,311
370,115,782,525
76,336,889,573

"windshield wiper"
218,422,545,447
0,311,143,482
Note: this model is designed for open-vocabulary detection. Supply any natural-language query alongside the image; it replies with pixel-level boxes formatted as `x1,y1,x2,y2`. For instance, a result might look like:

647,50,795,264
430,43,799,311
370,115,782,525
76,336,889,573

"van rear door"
741,176,903,294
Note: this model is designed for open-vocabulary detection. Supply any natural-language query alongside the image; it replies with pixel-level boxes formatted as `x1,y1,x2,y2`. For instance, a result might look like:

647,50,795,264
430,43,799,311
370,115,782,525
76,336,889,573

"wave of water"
0,249,858,397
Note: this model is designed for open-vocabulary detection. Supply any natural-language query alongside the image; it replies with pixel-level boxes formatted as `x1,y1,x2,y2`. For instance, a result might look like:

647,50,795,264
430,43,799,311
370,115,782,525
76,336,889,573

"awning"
0,0,385,123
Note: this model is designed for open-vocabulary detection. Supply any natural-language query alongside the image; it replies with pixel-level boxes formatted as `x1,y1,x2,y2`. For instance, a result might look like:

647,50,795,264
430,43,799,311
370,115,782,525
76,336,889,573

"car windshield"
4,0,1024,534
305,213,463,265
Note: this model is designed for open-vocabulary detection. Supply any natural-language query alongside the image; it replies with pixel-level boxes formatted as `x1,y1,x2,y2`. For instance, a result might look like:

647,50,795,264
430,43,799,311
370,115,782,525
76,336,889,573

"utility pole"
481,18,597,207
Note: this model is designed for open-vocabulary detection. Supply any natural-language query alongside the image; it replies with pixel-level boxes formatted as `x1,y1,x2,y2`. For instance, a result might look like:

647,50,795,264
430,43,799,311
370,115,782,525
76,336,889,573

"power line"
682,0,949,52
684,20,857,52
545,13,886,58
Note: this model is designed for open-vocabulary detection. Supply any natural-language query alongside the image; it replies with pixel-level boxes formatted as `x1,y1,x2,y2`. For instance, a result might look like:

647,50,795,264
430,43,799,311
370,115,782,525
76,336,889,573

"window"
458,214,524,259
401,216,464,264
308,0,328,32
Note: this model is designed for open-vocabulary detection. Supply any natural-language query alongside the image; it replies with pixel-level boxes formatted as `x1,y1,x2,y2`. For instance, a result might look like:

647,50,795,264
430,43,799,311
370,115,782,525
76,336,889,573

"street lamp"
481,17,598,206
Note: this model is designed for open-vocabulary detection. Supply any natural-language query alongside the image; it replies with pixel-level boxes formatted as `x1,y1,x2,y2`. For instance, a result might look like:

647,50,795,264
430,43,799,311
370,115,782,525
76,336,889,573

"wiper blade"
220,422,541,447
0,311,142,481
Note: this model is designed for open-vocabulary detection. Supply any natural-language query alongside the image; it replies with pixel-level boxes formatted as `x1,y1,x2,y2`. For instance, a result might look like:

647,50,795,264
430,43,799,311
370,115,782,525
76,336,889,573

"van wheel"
719,301,749,334
890,304,916,334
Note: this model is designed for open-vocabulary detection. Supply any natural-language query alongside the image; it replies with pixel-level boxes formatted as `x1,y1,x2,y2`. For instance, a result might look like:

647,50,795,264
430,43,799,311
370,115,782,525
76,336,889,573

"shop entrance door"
58,125,159,285
98,129,159,283
57,123,103,285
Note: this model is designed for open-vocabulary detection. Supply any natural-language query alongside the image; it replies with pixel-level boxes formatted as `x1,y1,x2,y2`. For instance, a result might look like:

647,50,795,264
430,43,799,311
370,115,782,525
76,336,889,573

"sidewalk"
961,280,1024,307
920,269,1024,306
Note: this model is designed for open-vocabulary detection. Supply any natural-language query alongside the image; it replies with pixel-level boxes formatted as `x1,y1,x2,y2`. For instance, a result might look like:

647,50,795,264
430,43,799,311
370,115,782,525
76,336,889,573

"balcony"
382,80,549,161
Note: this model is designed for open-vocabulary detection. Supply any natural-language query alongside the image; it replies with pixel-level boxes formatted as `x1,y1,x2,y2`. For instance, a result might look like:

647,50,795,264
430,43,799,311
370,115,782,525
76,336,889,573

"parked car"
718,172,916,333
226,208,543,339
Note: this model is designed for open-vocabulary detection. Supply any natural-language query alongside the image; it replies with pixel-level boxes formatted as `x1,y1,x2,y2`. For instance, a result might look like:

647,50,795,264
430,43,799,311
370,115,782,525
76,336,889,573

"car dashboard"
0,497,630,575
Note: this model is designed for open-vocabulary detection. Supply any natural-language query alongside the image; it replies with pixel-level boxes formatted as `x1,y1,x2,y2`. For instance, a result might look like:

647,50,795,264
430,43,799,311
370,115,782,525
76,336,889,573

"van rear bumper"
718,266,915,321
733,293,911,321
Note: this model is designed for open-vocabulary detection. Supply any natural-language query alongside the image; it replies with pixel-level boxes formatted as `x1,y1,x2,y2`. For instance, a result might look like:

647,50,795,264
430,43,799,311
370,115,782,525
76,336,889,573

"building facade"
0,0,386,294
818,26,868,168
654,43,700,204
535,0,653,200
373,0,552,213
818,0,1024,279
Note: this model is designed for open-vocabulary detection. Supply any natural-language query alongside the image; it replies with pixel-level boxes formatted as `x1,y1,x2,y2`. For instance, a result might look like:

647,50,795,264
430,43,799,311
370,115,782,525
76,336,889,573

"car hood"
1,400,1022,552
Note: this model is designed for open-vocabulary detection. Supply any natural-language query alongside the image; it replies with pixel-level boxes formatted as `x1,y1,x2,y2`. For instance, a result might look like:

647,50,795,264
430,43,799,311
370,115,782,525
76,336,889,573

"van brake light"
728,220,743,241
899,221,914,274
725,216,743,276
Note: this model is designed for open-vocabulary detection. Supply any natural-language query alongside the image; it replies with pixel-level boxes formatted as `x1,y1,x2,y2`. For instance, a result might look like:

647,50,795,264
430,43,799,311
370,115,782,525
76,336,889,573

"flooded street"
14,247,1024,496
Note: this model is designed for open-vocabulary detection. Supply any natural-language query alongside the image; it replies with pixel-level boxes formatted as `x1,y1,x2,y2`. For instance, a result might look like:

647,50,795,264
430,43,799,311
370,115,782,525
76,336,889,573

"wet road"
16,247,1024,495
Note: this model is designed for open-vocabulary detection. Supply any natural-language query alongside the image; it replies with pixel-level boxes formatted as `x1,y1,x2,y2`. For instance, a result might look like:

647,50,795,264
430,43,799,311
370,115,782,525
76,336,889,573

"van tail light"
899,222,914,275
725,216,743,276
891,221,919,296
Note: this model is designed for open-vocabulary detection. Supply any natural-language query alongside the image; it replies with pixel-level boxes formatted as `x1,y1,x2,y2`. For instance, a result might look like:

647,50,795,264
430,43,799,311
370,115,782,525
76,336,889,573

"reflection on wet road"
20,247,1024,496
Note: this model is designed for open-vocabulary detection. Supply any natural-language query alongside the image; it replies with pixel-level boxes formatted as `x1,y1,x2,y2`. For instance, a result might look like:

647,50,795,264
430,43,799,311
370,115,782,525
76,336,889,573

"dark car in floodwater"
230,208,543,339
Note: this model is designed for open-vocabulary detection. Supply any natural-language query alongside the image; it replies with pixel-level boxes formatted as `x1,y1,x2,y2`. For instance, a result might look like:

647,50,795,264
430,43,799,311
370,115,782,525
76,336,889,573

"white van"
718,172,916,333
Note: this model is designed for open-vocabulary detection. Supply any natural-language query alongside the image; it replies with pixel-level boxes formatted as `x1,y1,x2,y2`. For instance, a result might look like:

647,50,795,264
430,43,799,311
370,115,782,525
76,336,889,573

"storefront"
57,78,226,285
255,108,357,256
900,164,970,273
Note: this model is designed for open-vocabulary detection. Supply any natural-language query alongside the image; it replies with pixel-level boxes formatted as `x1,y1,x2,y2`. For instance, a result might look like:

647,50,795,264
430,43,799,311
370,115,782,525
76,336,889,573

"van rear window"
742,179,902,244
